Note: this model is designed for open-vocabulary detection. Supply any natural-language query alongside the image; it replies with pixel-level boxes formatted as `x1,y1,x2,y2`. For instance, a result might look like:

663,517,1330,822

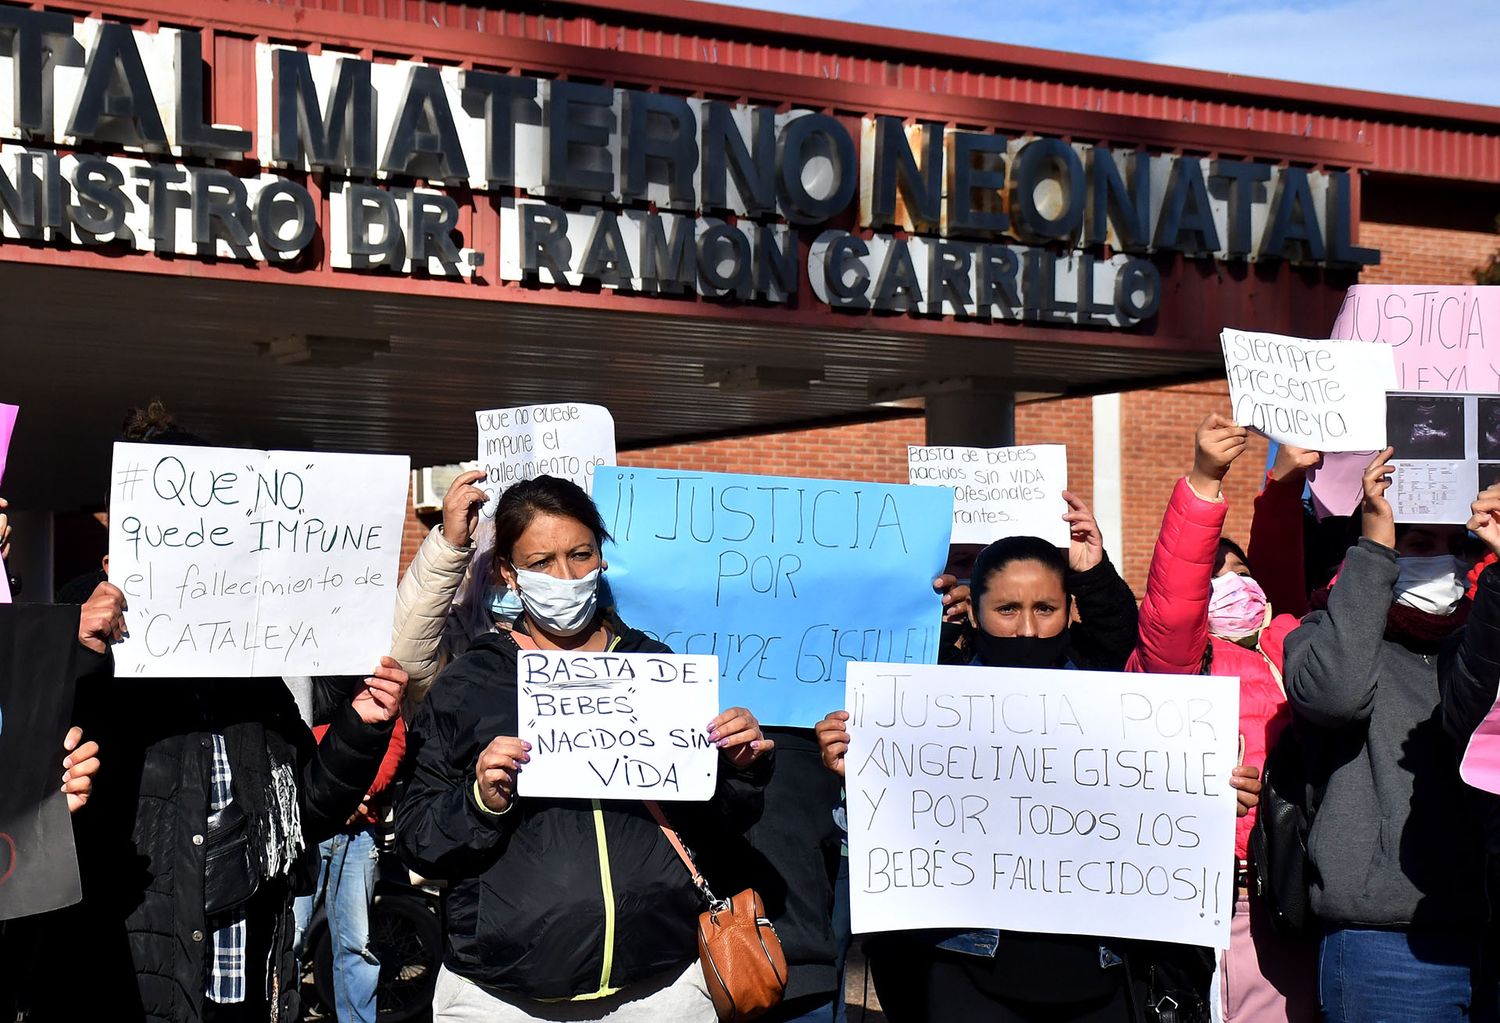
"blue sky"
728,0,1499,107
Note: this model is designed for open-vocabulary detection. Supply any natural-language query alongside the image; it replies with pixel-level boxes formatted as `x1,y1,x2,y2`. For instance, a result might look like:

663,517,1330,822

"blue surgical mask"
487,586,524,619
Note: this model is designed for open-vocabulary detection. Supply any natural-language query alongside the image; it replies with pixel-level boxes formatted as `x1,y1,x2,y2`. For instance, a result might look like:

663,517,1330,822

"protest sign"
591,467,953,727
1220,329,1394,451
0,403,15,486
516,651,720,800
476,403,615,517
1310,286,1500,516
0,604,84,920
908,444,1068,546
107,442,410,677
844,662,1240,949
0,402,14,604
1332,285,1500,392
1382,391,1497,524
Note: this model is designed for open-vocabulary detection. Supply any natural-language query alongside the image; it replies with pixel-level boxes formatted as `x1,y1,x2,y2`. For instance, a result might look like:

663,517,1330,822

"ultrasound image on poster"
1388,395,1466,461
1386,391,1495,524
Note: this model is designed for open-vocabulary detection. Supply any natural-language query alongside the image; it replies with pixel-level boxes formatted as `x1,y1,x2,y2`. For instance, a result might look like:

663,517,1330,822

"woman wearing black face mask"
816,495,1144,1022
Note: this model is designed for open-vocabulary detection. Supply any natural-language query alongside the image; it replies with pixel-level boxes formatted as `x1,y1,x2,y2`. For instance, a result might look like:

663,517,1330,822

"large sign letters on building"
0,11,1377,328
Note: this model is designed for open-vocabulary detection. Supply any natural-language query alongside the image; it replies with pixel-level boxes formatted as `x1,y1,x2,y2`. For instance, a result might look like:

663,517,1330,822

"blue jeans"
293,832,380,1023
1319,926,1475,1022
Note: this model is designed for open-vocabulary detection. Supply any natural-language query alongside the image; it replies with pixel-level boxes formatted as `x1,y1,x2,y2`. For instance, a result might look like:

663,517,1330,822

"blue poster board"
593,467,954,726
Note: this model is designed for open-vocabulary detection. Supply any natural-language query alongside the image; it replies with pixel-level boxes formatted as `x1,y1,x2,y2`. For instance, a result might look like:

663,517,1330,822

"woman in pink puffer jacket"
1128,414,1318,1023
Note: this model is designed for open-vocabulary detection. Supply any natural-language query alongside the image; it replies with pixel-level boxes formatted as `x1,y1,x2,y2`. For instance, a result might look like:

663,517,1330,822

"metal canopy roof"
2,261,1224,508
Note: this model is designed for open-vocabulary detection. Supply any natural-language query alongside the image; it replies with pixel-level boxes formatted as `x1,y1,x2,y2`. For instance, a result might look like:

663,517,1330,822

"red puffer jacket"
1127,477,1295,859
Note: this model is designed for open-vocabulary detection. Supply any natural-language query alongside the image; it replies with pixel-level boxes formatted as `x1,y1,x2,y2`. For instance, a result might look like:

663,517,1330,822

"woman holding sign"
396,475,774,1021
1128,414,1318,1023
816,493,1157,1022
1283,448,1488,1021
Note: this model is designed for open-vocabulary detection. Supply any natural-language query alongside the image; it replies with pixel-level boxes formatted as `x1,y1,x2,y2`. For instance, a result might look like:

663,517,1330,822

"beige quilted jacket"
390,525,479,706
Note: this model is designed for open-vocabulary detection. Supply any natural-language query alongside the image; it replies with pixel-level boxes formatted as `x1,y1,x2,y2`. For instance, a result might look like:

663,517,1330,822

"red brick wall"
618,416,925,481
1119,381,1270,589
1360,222,1498,286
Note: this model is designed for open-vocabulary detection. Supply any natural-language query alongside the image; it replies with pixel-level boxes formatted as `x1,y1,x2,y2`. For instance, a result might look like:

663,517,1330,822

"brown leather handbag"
646,802,788,1022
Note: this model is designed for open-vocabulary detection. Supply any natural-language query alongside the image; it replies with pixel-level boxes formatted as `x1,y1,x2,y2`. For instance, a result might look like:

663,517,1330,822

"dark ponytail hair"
971,536,1069,605
491,475,611,581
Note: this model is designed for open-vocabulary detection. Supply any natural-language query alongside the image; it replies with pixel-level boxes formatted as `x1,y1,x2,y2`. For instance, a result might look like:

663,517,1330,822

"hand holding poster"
591,468,954,727
1220,329,1395,451
1310,286,1500,516
516,651,720,800
476,403,615,515
844,662,1240,949
107,443,410,677
908,444,1068,546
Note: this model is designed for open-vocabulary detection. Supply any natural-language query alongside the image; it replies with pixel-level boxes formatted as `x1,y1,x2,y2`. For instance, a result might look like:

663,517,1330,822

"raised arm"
1248,445,1319,619
1283,450,1399,728
1127,414,1246,675
1060,491,1138,671
390,470,486,703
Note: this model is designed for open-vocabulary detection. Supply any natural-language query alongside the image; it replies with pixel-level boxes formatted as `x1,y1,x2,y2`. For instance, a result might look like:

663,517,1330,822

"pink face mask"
1208,572,1269,641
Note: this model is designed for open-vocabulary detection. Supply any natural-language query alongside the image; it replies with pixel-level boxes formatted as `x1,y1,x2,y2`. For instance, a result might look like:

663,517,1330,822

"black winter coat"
41,666,392,1023
397,626,772,1000
722,729,843,1002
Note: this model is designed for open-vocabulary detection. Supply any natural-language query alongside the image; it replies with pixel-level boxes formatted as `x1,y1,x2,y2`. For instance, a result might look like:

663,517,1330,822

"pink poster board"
0,403,15,604
1307,286,1500,517
1315,288,1500,792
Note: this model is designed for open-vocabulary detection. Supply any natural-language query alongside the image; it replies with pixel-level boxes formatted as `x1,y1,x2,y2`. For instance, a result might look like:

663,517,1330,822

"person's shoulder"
427,632,518,705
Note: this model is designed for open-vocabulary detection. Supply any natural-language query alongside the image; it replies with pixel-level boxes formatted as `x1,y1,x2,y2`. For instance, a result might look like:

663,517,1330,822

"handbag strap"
646,800,724,909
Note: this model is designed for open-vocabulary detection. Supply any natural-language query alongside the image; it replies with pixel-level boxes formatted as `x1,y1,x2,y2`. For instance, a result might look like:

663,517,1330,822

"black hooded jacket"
35,664,392,1023
396,625,773,1000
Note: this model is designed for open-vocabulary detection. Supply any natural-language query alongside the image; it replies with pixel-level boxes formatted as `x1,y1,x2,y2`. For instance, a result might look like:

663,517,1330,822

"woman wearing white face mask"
1283,447,1487,1022
1129,414,1318,1023
396,475,775,1022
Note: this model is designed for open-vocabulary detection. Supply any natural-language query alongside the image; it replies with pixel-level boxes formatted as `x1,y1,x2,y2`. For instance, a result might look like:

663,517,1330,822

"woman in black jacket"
816,494,1147,1022
30,584,406,1023
396,475,774,1021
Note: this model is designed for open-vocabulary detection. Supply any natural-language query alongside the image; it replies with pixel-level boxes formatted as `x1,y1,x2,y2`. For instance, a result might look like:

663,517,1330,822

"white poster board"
1386,390,1500,523
908,444,1068,546
1220,328,1396,451
844,662,1240,949
476,403,616,516
516,651,720,800
107,442,410,677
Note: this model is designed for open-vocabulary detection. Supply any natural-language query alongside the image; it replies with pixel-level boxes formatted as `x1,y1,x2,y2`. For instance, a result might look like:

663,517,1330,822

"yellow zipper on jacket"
573,634,624,1002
